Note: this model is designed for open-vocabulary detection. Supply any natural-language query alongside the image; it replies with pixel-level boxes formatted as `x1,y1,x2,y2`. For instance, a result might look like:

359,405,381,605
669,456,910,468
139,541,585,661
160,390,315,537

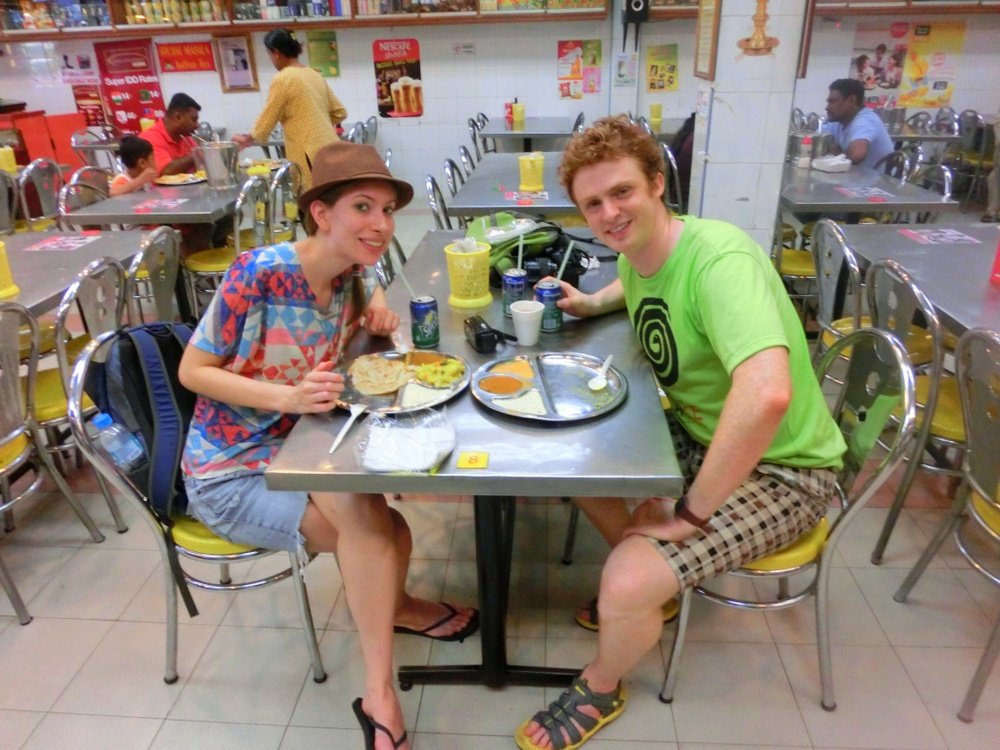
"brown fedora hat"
297,140,413,215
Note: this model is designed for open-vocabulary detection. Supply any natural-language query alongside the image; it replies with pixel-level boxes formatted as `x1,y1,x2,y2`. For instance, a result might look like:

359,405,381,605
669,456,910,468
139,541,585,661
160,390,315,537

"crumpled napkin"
811,154,852,173
360,421,456,473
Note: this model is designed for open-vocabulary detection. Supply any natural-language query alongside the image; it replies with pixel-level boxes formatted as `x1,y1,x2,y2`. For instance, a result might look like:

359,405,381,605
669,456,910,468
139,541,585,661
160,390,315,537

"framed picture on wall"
214,35,258,92
693,0,722,81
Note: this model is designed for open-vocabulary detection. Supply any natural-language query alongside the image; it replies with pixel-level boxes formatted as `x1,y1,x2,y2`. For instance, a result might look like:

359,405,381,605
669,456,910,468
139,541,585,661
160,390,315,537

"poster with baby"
898,21,965,109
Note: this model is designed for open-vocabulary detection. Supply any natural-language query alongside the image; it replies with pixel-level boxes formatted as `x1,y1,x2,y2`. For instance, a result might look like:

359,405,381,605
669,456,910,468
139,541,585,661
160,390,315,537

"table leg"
397,495,577,689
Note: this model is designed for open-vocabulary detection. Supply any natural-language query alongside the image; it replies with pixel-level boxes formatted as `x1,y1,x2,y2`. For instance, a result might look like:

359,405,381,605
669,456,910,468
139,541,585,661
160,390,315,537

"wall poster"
646,44,678,92
557,40,601,99
156,42,216,73
93,39,165,134
373,38,423,118
307,31,340,77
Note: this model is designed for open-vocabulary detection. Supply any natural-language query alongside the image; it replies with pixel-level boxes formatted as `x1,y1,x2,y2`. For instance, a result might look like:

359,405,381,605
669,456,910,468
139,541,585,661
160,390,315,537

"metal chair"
345,122,366,145
875,150,913,181
905,111,932,132
57,182,112,231
425,175,455,231
790,107,806,130
383,147,393,170
364,115,378,145
908,163,953,224
1,302,107,625
458,145,476,177
894,327,1000,723
805,112,825,132
573,112,585,133
868,259,965,565
125,227,181,325
374,236,407,291
69,165,113,192
953,110,992,210
0,170,16,235
16,158,63,232
70,126,121,171
181,176,270,318
660,143,683,214
810,219,863,367
467,120,483,162
268,161,301,243
475,115,496,155
442,158,466,197
67,330,327,686
475,112,489,128
661,327,917,711
636,116,655,138
193,121,214,143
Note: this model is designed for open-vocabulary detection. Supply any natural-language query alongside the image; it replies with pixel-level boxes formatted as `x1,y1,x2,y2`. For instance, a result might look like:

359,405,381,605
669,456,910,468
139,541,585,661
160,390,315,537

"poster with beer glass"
373,38,423,118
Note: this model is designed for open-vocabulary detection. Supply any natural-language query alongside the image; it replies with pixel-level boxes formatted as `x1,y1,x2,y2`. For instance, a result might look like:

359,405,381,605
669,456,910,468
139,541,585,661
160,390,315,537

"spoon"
328,403,368,454
587,354,614,391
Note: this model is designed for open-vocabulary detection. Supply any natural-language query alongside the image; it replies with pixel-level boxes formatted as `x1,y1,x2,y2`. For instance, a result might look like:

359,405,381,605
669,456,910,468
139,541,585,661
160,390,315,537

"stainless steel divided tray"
334,351,471,414
471,352,627,422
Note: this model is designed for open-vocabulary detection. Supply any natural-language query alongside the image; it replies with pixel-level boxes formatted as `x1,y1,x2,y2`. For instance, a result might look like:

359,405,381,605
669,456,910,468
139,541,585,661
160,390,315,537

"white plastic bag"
355,409,456,473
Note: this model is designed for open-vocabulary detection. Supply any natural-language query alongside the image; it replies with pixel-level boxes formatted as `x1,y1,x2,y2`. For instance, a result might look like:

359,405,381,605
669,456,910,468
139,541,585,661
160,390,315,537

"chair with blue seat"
16,158,63,233
867,259,965,565
66,328,327,685
894,327,1000,723
661,327,917,710
1,301,107,624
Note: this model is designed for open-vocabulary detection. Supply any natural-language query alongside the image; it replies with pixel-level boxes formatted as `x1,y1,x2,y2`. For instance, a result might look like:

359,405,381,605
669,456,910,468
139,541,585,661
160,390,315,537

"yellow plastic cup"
443,240,493,308
511,102,525,127
518,152,545,193
649,102,663,120
0,146,16,174
0,241,20,301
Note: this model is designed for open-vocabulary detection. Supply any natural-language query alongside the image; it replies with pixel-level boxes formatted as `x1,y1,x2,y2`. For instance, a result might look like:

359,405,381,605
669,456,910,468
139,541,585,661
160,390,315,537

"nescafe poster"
373,39,423,119
94,39,165,134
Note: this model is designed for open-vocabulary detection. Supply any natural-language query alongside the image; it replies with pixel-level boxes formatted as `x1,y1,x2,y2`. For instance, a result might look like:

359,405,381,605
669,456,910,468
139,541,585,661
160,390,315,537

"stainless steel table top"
449,152,576,218
780,163,958,214
3,229,145,314
267,229,683,498
479,116,575,140
839,223,1000,333
61,183,239,226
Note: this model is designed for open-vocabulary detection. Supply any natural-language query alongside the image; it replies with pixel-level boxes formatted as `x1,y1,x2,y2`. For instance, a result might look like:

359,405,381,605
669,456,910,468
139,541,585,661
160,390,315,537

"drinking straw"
517,233,524,270
396,265,417,299
555,240,575,282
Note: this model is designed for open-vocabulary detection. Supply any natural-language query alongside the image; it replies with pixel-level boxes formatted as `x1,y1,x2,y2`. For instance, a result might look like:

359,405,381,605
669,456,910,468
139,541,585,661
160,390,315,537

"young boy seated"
109,136,158,196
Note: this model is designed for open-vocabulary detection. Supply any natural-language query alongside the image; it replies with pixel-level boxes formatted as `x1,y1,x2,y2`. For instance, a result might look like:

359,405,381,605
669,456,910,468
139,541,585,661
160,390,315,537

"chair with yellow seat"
1,302,107,624
181,174,271,319
66,329,327,685
268,160,301,242
661,327,917,711
867,259,965,565
56,181,113,231
125,227,181,326
16,158,62,233
894,327,1000,723
772,235,817,327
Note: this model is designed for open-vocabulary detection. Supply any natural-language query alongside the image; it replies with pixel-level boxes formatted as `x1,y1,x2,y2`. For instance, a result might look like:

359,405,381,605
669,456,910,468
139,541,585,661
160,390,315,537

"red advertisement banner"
94,39,165,134
373,38,423,119
72,84,107,126
156,42,216,73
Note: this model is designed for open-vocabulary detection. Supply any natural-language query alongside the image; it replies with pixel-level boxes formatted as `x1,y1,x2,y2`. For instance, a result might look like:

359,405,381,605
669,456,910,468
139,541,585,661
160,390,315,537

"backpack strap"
127,324,199,619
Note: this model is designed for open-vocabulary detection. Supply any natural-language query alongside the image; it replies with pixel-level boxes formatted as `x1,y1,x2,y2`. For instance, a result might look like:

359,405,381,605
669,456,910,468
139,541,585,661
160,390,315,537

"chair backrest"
811,219,863,348
17,158,64,230
467,121,482,162
935,107,956,122
269,161,301,230
805,112,825,132
874,150,912,181
458,146,476,176
660,142,683,214
126,226,181,325
0,301,34,443
345,122,365,144
931,113,959,136
232,174,272,254
476,112,489,128
957,110,985,152
816,328,916,513
364,115,378,145
0,171,16,235
909,163,953,224
473,114,496,154
69,165,112,192
790,108,806,130
425,174,453,230
55,256,127,393
442,158,466,197
383,147,392,170
57,183,110,230
573,112,585,133
906,111,931,131
193,121,213,143
374,236,407,290
954,328,1000,516
636,116,655,137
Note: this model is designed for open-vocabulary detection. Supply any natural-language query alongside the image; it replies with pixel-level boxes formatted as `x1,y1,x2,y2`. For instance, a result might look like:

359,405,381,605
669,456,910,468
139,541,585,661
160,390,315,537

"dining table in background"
448,151,576,218
60,182,240,228
890,125,963,147
3,229,146,314
266,228,683,690
838,223,1000,334
479,115,575,152
780,163,959,215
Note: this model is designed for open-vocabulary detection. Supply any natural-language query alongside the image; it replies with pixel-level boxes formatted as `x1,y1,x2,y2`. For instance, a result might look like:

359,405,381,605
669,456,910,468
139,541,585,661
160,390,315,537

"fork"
328,403,368,454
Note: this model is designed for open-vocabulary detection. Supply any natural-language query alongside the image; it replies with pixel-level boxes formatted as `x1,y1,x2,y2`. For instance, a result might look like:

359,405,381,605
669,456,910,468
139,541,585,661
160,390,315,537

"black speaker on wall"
622,0,648,51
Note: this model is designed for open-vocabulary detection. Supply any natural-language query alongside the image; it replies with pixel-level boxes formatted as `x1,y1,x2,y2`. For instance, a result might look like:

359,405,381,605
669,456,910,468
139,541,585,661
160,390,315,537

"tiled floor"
2,212,998,749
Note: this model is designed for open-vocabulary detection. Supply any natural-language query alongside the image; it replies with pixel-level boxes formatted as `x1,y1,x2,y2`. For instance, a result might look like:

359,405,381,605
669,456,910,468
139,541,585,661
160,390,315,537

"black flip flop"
393,602,480,642
352,697,407,749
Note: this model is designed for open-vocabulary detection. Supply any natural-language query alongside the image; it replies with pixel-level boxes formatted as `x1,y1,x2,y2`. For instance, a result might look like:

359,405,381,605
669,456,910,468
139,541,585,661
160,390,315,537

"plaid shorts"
650,414,838,590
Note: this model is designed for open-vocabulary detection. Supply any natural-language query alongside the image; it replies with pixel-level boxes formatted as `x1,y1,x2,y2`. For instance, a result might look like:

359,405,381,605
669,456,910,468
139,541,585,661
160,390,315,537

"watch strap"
674,495,712,529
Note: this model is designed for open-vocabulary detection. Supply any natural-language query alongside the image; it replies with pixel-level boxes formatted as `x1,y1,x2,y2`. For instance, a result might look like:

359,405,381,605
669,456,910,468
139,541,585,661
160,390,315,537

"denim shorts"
184,471,308,553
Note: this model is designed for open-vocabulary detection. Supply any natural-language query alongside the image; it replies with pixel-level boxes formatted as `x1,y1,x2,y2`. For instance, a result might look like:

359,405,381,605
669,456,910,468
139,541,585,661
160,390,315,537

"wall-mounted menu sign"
693,0,721,81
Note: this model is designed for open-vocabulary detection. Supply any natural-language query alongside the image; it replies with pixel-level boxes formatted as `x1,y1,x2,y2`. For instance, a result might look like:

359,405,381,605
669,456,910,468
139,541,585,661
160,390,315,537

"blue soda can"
535,279,563,332
502,268,528,318
410,295,440,349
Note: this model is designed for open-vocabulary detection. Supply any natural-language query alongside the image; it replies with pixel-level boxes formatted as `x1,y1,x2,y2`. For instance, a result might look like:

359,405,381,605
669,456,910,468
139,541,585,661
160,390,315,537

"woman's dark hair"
264,29,302,58
119,135,153,169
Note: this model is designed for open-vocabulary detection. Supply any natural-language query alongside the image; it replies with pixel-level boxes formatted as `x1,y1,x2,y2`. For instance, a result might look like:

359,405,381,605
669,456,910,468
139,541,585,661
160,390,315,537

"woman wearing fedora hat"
178,141,477,750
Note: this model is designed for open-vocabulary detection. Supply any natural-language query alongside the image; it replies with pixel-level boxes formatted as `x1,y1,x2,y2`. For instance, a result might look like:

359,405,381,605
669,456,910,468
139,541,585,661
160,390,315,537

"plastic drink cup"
0,240,20,300
518,152,545,193
443,240,493,308
512,102,525,127
510,300,544,347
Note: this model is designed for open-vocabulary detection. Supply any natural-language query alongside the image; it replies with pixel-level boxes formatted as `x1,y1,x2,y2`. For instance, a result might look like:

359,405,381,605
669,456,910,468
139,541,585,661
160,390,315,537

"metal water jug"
194,142,239,190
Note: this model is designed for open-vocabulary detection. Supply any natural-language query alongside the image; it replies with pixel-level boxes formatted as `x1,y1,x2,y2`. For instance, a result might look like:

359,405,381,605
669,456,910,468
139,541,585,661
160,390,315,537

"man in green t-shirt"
514,116,847,750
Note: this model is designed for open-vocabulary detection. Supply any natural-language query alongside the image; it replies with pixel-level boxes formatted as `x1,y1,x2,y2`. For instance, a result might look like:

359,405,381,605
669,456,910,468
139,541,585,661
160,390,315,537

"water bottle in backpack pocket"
91,412,147,474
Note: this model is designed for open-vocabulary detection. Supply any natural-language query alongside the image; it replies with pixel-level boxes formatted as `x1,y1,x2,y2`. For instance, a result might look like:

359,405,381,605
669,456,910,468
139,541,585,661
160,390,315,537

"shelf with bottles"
113,0,227,25
353,0,474,17
649,0,696,18
1,0,111,30
232,0,346,21
477,0,604,12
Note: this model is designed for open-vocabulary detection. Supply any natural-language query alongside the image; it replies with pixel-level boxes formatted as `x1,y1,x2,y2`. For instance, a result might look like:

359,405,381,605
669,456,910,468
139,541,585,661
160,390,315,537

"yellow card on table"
457,452,489,469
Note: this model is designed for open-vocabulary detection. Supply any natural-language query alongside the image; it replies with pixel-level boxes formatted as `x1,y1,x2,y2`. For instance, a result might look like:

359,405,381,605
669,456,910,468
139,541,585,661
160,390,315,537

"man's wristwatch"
674,495,712,529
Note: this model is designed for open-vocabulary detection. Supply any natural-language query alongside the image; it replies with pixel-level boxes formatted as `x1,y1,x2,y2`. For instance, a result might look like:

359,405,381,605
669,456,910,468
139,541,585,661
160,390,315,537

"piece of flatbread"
348,354,411,396
155,174,193,185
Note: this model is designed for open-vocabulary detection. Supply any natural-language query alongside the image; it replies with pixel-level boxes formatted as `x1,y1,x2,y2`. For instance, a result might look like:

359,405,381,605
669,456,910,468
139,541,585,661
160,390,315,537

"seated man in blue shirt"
821,78,894,170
